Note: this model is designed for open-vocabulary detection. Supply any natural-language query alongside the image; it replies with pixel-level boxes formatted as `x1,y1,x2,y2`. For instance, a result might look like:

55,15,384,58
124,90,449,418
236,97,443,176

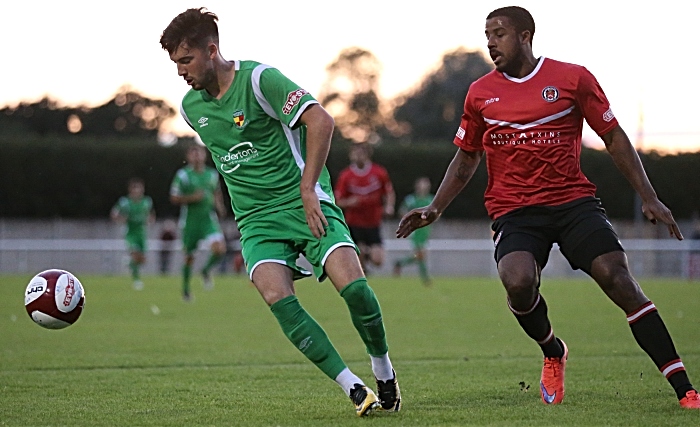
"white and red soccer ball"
24,269,85,329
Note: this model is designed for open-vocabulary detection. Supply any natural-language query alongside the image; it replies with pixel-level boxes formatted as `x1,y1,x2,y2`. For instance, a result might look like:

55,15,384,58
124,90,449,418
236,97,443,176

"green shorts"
411,227,430,249
125,232,147,253
181,219,223,254
240,202,357,282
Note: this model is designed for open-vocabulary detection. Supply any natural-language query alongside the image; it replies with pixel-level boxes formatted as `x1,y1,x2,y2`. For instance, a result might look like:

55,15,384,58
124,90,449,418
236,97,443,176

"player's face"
485,16,526,73
186,147,206,167
415,178,431,196
129,182,144,198
349,146,369,166
169,42,216,91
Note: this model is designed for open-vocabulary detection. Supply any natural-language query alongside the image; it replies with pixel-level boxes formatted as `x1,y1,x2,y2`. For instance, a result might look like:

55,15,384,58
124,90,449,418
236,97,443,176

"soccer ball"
24,269,85,329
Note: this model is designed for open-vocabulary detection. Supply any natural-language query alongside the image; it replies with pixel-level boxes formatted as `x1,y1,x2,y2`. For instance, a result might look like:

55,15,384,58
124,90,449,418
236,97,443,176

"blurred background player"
170,144,227,301
335,143,395,272
110,177,155,290
394,177,434,286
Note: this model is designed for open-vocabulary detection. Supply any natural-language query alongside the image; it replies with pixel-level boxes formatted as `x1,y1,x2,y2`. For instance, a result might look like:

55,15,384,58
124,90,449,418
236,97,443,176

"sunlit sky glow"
2,0,697,153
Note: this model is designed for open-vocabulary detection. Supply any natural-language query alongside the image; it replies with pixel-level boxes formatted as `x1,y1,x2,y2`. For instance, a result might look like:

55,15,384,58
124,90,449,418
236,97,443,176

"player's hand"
642,198,683,240
396,206,441,238
190,190,205,203
301,187,328,239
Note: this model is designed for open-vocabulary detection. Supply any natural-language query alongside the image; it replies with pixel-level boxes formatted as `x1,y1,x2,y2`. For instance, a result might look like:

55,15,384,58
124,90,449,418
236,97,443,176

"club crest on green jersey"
232,109,247,129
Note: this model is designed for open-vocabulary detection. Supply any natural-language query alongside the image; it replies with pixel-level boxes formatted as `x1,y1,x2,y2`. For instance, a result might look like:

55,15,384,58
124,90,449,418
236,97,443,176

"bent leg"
253,262,350,385
591,251,695,399
325,247,393,380
499,251,563,358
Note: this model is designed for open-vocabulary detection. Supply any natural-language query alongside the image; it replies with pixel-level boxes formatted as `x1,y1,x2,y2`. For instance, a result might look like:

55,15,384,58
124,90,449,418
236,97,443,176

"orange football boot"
680,390,700,409
540,340,568,405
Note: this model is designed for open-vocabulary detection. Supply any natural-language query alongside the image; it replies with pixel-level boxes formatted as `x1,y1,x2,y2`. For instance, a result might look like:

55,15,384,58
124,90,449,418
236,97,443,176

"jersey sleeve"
258,67,319,128
334,169,350,200
111,197,127,216
453,87,486,151
170,170,186,196
575,67,618,136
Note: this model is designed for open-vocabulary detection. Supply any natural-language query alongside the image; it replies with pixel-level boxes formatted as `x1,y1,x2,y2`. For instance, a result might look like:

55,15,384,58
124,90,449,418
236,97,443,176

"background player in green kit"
110,177,155,290
394,177,434,286
160,8,400,417
170,144,227,300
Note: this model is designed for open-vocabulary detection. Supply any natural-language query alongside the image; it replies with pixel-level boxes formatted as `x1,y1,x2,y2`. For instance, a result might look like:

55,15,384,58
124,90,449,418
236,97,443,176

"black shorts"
491,197,624,275
348,226,383,246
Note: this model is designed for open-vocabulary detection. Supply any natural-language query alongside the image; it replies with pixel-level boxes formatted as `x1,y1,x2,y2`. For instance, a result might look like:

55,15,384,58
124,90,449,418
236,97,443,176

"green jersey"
401,193,435,245
179,60,335,229
169,165,221,228
111,196,153,236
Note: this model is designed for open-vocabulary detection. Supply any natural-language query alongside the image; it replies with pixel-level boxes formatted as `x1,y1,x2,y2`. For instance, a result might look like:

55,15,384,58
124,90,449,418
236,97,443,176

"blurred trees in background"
393,48,493,142
1,48,699,220
0,86,175,138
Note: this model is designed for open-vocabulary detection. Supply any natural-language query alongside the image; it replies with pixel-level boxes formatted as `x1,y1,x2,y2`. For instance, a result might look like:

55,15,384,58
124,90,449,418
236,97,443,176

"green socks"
270,295,347,380
129,260,140,281
182,264,191,296
202,252,223,274
340,278,389,357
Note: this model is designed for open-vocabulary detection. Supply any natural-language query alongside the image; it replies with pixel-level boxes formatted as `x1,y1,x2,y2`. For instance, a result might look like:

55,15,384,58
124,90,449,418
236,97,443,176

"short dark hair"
160,7,219,54
487,6,535,43
128,177,144,187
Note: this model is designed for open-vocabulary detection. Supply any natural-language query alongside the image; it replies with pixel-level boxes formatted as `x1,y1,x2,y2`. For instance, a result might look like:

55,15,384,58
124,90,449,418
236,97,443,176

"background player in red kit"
397,6,699,409
336,143,395,271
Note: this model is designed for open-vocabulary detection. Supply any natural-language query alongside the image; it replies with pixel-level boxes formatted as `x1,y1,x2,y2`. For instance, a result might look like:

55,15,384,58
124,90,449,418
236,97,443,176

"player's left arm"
601,126,682,240
110,199,126,224
299,104,334,238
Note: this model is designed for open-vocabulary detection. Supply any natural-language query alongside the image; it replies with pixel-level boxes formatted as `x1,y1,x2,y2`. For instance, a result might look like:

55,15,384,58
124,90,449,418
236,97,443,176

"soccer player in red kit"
336,143,396,271
397,6,699,409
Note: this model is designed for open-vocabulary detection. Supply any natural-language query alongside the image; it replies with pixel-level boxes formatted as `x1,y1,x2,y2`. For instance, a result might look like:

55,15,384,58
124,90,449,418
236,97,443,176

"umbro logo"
198,117,209,128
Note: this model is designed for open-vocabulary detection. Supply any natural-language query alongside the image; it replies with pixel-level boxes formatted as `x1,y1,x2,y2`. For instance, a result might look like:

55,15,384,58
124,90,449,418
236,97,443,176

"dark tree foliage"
392,48,493,142
319,47,389,144
0,87,175,139
0,136,194,219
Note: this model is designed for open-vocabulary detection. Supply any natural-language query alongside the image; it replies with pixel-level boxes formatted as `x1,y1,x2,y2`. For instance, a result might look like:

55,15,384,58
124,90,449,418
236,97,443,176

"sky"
2,0,698,153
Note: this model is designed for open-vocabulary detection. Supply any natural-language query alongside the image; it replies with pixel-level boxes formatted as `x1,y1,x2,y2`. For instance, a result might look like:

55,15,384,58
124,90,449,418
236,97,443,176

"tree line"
1,47,698,220
2,134,699,220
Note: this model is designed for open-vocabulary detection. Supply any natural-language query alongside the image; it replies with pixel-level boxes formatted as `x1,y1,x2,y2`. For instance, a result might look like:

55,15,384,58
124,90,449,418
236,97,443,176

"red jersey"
335,162,393,228
454,57,618,220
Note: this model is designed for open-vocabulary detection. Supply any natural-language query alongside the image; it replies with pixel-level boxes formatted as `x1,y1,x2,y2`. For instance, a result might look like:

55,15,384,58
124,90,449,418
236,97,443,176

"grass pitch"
1,273,699,426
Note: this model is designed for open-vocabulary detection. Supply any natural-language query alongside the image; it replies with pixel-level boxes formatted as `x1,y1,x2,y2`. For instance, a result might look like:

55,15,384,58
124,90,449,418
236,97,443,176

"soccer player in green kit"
170,144,227,300
394,177,434,286
160,8,400,417
111,177,155,290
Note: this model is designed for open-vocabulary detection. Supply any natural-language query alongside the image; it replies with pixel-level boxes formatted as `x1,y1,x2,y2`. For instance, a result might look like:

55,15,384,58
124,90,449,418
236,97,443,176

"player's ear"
207,42,218,59
520,29,532,45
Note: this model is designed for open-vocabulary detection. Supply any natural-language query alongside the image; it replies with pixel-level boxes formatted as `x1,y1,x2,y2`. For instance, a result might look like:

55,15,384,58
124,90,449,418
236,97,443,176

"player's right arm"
333,170,360,209
110,198,127,224
398,88,485,238
396,149,481,238
169,169,203,205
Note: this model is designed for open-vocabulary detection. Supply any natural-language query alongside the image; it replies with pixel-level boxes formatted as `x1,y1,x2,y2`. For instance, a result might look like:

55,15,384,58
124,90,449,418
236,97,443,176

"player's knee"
499,266,538,299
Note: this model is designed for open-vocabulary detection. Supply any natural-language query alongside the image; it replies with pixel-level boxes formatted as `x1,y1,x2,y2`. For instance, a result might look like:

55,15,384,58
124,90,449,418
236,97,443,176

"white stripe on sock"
626,303,656,323
662,361,685,378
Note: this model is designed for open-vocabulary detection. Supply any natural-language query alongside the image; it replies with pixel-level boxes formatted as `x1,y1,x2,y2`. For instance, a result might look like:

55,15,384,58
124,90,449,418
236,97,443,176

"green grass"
1,274,699,426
